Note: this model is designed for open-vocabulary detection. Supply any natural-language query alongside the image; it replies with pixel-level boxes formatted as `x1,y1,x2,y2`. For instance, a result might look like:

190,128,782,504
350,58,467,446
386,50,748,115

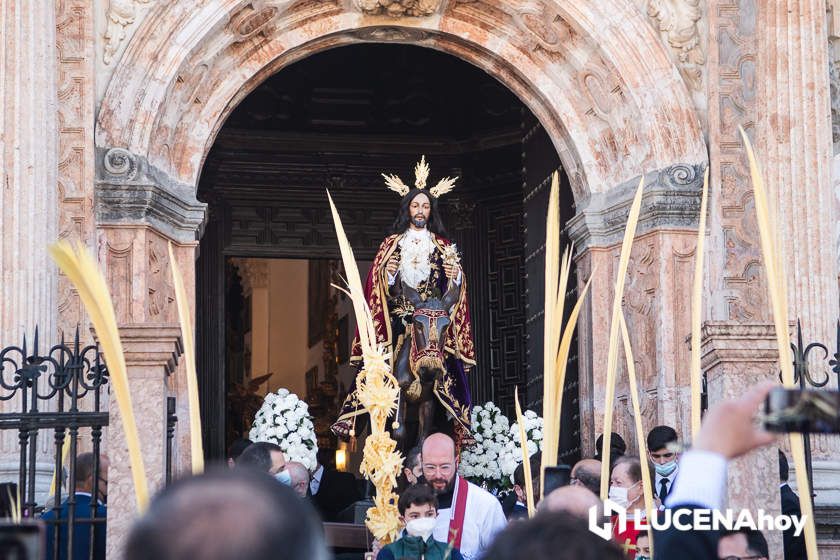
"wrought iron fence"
0,326,109,559
783,319,840,508
0,326,182,559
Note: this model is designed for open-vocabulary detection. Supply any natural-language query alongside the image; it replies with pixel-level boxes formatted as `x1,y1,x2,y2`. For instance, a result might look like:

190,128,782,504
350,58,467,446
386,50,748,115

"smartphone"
764,387,840,434
0,521,44,560
542,465,571,497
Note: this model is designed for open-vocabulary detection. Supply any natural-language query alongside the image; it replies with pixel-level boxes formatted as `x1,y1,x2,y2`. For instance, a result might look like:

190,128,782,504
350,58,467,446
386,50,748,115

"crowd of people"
39,382,808,560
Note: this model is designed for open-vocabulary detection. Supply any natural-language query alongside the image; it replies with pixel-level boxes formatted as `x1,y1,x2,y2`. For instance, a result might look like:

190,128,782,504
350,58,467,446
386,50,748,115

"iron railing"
783,319,840,508
0,326,108,559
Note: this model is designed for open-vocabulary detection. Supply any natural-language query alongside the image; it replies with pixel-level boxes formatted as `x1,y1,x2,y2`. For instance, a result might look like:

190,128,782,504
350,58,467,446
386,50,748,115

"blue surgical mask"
274,469,292,486
653,460,677,477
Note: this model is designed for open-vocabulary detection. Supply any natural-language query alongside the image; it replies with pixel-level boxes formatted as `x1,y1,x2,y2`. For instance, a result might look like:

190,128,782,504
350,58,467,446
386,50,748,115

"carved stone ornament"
350,26,430,41
103,147,138,179
566,163,706,249
510,1,572,53
353,0,444,17
647,0,706,91
103,0,152,65
228,2,280,42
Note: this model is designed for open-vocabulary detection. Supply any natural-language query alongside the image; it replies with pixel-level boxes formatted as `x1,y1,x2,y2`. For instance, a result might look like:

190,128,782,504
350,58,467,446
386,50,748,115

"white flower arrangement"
458,402,512,492
249,388,318,472
500,409,544,483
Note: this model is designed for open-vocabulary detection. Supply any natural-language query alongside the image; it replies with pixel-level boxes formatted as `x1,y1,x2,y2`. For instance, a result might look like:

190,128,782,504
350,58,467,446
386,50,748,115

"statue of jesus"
332,157,476,445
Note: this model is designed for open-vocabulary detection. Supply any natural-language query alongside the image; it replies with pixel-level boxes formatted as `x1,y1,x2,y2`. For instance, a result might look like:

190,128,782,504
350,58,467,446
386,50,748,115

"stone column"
570,164,705,454
95,146,206,556
701,324,783,523
755,0,840,494
756,0,838,352
0,0,59,487
104,324,181,558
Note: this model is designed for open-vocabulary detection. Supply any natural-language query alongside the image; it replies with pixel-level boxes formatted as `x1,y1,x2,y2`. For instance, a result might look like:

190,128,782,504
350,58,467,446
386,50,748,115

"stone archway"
95,1,706,202
93,3,709,547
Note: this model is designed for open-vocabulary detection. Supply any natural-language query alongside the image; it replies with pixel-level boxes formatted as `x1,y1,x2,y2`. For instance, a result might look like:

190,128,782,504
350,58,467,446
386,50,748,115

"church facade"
1,0,839,555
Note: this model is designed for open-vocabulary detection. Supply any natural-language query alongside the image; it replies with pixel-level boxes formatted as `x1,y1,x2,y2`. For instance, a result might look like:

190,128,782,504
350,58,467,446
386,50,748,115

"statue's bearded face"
409,192,431,229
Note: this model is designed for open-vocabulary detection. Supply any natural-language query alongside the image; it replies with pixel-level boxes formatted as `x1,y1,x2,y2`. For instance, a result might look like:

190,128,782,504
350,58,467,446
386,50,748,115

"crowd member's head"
482,511,625,560
570,459,601,495
594,433,626,468
608,456,643,510
236,442,287,480
403,445,423,486
421,433,457,495
226,438,252,468
779,449,789,483
634,531,651,560
285,462,310,498
718,528,769,560
315,448,334,471
397,483,439,540
646,425,679,476
125,469,329,560
538,485,600,520
512,452,542,507
75,452,110,503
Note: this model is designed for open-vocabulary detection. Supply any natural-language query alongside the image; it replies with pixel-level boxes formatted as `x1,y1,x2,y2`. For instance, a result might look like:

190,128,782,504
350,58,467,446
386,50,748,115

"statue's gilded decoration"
353,0,444,17
647,0,706,91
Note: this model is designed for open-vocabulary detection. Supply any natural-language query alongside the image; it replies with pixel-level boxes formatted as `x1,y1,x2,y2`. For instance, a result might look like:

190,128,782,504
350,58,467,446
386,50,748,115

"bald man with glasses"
421,433,506,560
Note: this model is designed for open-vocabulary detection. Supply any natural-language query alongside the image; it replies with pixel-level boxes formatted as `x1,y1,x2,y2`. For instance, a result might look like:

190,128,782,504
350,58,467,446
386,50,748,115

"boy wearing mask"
377,483,465,560
646,425,679,504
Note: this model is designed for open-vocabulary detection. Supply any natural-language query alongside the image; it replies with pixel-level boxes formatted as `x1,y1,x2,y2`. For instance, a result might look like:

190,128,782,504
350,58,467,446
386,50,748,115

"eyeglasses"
422,463,454,475
649,452,676,460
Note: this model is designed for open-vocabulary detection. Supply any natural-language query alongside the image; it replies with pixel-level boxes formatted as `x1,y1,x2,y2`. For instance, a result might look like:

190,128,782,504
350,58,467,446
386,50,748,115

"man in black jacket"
778,451,806,559
310,450,362,522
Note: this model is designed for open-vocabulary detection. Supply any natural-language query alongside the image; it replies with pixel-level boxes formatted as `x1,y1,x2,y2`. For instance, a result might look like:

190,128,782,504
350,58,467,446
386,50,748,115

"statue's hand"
443,263,460,280
386,254,400,275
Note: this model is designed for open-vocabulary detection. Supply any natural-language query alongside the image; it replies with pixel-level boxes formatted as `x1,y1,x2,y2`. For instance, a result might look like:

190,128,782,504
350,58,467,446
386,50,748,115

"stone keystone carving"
353,0,444,17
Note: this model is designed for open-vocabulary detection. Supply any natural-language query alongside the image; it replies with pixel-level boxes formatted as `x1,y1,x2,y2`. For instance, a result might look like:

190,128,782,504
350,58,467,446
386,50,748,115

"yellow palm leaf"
48,241,149,512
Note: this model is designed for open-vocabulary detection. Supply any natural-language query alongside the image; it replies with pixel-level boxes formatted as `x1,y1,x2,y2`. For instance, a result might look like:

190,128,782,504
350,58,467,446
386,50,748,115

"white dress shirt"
433,479,507,560
309,464,323,496
654,464,678,500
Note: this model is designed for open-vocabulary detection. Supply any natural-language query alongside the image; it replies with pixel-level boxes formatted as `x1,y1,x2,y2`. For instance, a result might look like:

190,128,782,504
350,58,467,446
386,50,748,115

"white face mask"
653,459,677,477
608,481,640,509
405,517,436,540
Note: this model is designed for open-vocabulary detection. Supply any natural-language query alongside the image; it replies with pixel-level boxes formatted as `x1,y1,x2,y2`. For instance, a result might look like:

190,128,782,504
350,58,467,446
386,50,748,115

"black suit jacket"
311,467,362,522
781,483,806,560
653,504,719,560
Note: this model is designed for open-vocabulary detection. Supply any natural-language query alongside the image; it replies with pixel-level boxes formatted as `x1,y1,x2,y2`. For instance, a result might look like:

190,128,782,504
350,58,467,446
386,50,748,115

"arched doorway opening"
196,44,581,465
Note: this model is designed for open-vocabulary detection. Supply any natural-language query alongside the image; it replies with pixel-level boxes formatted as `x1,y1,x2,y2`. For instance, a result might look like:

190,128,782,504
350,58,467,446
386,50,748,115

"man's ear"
399,515,406,526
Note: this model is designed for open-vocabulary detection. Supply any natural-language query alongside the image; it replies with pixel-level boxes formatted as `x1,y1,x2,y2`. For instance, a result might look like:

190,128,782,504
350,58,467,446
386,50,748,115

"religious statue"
332,157,476,451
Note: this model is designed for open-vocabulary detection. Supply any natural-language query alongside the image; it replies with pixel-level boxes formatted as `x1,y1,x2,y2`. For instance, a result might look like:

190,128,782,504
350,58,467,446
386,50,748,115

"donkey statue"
391,281,461,453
